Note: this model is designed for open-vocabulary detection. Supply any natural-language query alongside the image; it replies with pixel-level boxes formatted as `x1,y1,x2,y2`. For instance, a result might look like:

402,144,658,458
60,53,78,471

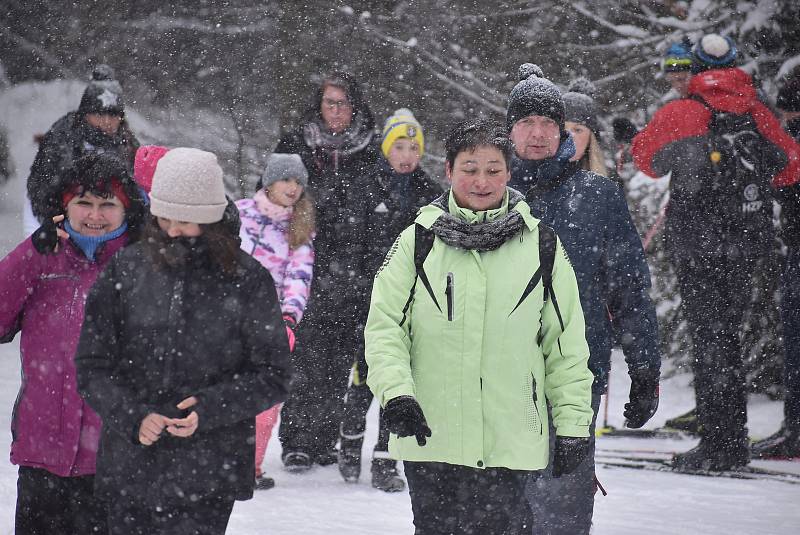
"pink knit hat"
133,145,170,193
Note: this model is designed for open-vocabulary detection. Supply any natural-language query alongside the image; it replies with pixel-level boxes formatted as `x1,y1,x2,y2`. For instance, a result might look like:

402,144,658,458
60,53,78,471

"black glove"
383,396,432,446
612,117,639,144
552,436,590,478
32,217,61,255
624,368,660,429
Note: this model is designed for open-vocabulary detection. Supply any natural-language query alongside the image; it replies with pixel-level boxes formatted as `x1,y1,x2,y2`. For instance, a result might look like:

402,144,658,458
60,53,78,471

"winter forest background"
2,0,800,394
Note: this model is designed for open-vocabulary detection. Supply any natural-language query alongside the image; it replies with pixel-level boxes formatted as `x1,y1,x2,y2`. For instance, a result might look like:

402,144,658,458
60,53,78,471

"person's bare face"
85,113,122,136
320,85,353,134
510,116,561,161
666,71,691,97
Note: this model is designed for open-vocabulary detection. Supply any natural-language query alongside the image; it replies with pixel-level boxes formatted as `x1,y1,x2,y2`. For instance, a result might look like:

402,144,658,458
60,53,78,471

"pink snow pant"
255,404,282,476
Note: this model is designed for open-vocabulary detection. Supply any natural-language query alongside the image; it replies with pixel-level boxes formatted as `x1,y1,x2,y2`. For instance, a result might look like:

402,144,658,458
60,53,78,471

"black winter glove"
612,117,639,144
552,436,590,478
32,217,61,255
624,368,660,429
383,396,432,446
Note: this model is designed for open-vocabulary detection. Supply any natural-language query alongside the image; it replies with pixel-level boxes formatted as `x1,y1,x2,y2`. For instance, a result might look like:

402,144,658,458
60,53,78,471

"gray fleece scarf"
429,188,526,252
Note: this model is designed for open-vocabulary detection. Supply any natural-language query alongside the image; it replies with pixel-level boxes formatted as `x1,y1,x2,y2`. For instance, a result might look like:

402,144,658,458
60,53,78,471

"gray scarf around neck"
429,189,526,252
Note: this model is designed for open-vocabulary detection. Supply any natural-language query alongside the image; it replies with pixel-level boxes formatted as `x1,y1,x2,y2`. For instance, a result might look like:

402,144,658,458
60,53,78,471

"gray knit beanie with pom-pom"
562,77,601,138
506,63,565,130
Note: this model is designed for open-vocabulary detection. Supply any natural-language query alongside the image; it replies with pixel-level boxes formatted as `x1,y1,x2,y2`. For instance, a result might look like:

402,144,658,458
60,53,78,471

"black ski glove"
612,117,639,144
552,436,590,478
383,396,432,446
32,217,61,255
624,368,660,429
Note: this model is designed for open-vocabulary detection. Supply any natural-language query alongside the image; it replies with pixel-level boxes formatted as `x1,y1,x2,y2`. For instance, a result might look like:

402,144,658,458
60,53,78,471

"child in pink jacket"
236,153,315,489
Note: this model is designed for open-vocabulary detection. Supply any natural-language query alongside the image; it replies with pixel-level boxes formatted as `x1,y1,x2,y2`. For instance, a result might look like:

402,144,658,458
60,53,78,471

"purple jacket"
0,235,127,477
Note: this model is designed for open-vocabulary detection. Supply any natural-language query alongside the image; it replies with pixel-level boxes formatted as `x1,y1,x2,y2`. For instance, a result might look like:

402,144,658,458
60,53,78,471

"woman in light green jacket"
364,119,595,534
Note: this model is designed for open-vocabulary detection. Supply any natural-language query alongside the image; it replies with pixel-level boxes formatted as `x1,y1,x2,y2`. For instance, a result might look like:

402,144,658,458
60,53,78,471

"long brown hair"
142,216,242,276
287,192,316,249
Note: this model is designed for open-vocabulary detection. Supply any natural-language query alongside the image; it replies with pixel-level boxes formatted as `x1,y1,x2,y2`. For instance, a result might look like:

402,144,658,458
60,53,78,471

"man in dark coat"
337,108,441,491
275,71,382,470
26,64,139,233
508,64,661,535
751,75,800,459
633,34,800,471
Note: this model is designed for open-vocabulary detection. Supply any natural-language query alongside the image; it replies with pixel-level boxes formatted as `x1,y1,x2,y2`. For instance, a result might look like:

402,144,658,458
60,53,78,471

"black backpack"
691,96,784,256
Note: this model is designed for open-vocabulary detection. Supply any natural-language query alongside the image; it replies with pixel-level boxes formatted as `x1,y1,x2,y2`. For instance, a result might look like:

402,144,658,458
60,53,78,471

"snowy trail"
1,84,798,534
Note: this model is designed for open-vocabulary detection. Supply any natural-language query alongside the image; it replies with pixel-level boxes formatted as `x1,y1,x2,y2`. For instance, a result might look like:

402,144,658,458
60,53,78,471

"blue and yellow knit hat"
381,108,425,157
663,40,693,73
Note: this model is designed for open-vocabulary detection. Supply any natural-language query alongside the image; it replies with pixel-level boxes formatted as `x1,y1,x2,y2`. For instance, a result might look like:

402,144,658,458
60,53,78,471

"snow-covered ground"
1,82,799,534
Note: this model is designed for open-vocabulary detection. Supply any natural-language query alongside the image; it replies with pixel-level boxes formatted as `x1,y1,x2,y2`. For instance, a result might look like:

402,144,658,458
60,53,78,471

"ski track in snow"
1,82,799,534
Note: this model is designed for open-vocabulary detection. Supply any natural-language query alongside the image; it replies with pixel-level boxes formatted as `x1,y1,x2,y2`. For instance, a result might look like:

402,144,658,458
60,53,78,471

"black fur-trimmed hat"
77,64,125,117
506,64,565,131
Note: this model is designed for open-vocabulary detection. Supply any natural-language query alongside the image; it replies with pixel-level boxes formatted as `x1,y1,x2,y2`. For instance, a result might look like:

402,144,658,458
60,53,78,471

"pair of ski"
595,447,800,485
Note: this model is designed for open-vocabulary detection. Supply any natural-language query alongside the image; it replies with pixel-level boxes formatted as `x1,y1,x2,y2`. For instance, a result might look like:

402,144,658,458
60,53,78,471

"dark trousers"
675,254,752,450
279,297,357,458
16,466,108,535
404,461,532,535
525,393,602,535
340,351,391,455
782,247,800,430
107,495,234,535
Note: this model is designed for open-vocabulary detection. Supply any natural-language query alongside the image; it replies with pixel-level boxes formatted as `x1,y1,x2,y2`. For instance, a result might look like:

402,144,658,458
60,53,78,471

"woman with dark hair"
75,148,292,534
274,71,381,470
0,152,144,534
365,119,594,533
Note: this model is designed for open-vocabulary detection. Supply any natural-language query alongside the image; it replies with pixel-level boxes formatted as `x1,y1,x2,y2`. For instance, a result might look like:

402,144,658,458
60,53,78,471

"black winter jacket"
354,161,442,309
514,156,660,394
28,111,139,222
75,241,291,506
274,127,380,314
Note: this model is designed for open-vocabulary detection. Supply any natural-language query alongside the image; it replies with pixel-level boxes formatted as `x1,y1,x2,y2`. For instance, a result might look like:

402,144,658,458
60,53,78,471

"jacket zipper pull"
445,272,454,321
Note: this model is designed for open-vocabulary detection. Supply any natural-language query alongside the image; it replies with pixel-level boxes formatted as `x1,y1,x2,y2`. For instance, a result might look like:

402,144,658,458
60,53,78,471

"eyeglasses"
322,98,352,110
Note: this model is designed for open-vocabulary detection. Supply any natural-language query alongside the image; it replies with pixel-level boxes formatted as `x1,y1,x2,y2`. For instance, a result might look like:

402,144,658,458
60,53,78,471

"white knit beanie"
149,148,227,224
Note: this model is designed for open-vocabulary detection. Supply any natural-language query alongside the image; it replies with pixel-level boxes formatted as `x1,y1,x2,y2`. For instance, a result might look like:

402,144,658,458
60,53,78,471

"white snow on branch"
740,0,778,35
127,15,274,35
778,55,800,79
567,3,650,39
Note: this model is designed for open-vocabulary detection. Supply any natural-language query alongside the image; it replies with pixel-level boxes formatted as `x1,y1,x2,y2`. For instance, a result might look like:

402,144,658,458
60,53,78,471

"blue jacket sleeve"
603,186,661,375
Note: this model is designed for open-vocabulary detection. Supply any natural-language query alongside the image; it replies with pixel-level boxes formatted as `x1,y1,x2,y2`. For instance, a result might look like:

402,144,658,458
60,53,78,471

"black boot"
255,475,276,490
282,451,313,473
672,439,749,472
371,458,405,492
314,449,339,466
751,426,800,459
664,408,700,434
338,436,363,483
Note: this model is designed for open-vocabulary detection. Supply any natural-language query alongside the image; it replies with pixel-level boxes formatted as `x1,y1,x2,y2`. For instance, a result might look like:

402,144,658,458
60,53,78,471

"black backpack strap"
538,222,565,332
509,221,558,316
414,224,441,312
538,222,556,302
399,224,439,327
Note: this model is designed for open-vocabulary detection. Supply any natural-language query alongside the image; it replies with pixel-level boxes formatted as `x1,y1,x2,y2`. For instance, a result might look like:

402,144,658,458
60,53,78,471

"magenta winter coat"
236,191,314,324
0,235,127,477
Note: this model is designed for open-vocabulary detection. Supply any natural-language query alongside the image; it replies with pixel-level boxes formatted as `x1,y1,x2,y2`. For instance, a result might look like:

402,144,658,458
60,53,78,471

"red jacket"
632,68,800,188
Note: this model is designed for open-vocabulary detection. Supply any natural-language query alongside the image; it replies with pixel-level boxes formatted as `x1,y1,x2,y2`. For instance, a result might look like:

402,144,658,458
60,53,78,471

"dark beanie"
691,34,737,74
77,64,125,117
506,64,565,130
777,78,800,113
562,77,600,138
